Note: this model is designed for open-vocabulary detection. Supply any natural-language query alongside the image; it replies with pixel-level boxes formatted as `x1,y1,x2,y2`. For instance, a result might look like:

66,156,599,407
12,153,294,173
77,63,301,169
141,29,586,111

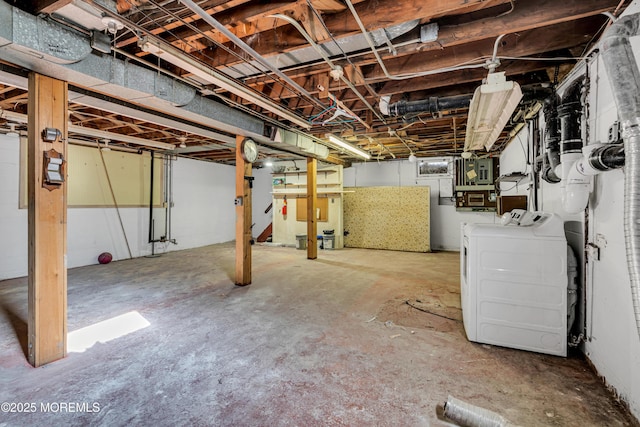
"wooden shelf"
271,189,353,195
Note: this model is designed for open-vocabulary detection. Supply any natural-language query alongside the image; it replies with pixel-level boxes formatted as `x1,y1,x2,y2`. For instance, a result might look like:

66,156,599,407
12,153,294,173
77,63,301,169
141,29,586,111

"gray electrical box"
455,157,498,212
456,158,496,190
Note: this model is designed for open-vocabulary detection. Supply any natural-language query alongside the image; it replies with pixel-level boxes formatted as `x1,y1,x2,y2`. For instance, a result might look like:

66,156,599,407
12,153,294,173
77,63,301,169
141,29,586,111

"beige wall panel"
344,186,430,252
21,144,163,207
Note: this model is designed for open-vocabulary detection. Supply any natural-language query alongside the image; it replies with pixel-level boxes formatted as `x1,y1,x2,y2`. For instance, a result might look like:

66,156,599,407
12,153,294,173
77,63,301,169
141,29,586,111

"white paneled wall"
343,160,496,250
499,3,640,416
0,136,236,281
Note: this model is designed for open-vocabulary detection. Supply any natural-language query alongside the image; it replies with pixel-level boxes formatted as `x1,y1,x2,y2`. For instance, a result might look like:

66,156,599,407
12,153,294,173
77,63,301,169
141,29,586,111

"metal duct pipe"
386,95,471,116
541,95,561,183
601,12,640,339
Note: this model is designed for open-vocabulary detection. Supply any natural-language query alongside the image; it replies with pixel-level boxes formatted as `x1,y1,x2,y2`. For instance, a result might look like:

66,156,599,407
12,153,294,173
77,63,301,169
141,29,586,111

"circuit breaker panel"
455,157,499,211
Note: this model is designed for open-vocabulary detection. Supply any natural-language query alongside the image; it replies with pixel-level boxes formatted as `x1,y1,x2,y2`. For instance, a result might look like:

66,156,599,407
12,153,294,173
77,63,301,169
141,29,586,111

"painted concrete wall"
0,135,236,281
269,163,344,248
498,5,640,417
170,156,236,249
343,160,497,250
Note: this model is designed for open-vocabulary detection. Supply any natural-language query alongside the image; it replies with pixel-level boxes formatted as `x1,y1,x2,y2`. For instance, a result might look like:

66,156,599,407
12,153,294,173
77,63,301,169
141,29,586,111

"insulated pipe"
542,95,561,183
386,95,471,116
601,12,640,339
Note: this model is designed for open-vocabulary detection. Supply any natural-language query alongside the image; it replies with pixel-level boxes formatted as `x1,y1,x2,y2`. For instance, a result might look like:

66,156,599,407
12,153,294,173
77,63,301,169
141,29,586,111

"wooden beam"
27,73,68,367
200,0,511,69
365,18,602,81
27,0,72,14
235,135,252,286
172,1,299,53
117,0,251,48
427,0,618,51
378,60,558,96
306,158,317,260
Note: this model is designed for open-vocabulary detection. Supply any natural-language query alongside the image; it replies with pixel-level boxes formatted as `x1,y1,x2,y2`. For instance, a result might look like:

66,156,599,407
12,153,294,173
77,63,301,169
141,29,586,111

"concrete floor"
0,243,635,426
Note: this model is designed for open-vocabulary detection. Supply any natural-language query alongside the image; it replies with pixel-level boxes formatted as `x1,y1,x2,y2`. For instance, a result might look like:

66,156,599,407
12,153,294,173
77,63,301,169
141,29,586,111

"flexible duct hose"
443,396,517,427
601,13,640,339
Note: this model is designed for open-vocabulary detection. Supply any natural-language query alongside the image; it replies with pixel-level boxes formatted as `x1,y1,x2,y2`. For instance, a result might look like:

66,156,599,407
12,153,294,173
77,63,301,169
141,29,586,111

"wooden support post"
27,73,68,367
307,157,317,260
235,135,252,285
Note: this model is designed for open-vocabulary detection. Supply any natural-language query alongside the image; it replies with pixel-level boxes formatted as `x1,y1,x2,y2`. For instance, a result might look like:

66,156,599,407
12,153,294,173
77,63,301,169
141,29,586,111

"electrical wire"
107,0,314,114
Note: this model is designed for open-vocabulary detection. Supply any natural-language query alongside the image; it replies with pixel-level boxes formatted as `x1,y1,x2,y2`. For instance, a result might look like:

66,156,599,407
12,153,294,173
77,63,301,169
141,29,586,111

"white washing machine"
461,211,569,356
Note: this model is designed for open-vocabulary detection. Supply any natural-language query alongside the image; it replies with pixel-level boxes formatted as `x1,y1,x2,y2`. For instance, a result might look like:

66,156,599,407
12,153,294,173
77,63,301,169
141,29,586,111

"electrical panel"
455,157,498,211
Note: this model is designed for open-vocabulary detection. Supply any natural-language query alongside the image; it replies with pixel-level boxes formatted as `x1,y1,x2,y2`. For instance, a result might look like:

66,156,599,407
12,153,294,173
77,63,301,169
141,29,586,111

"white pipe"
379,95,391,115
561,149,592,214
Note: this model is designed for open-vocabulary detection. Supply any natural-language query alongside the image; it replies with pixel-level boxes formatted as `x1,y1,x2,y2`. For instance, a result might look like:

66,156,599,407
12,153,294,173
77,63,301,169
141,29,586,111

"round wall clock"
241,138,259,163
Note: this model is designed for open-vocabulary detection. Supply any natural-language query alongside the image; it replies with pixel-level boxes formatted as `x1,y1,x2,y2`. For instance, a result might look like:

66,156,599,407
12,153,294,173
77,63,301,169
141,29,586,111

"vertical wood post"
235,136,252,285
27,73,68,367
307,157,317,260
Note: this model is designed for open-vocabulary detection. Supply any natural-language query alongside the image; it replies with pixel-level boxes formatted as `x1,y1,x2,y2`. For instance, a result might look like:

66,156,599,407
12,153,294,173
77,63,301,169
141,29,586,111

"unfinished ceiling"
0,0,628,164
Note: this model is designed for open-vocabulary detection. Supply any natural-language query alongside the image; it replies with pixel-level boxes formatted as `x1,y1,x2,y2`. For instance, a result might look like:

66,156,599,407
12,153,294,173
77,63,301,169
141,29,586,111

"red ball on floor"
98,252,113,264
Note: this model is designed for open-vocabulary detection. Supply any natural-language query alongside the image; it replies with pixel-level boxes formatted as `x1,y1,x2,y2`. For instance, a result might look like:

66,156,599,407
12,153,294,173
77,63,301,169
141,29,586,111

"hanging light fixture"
464,71,522,152
325,134,371,160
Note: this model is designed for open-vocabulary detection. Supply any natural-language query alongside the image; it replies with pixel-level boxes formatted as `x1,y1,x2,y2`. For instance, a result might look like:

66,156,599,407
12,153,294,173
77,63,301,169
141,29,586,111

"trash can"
296,234,307,250
322,229,335,250
317,235,323,250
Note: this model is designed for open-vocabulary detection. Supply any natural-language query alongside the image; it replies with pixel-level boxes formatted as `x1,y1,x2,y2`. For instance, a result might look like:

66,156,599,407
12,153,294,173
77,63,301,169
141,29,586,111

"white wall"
582,32,640,418
0,133,27,280
343,160,497,250
252,166,275,240
170,156,236,248
0,137,236,281
498,4,640,417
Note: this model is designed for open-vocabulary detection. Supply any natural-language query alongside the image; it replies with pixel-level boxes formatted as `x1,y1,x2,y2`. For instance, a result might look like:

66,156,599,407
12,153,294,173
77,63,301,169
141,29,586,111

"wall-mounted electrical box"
455,157,498,211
